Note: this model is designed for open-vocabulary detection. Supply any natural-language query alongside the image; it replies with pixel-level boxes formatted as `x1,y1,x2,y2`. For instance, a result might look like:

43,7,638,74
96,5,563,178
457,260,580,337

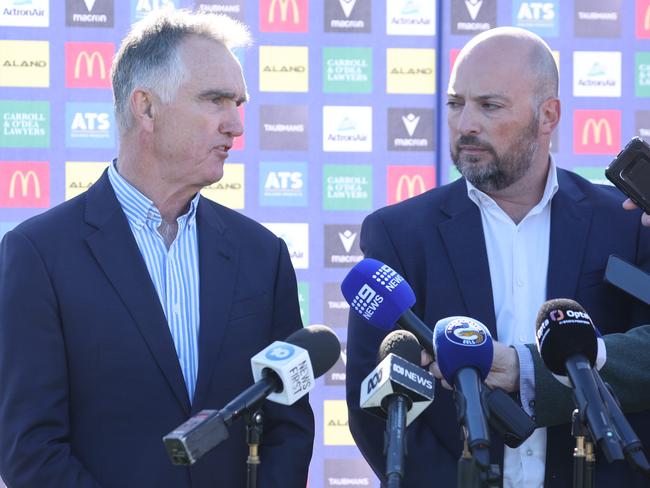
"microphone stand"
457,437,500,488
385,395,408,488
572,409,595,488
245,409,264,488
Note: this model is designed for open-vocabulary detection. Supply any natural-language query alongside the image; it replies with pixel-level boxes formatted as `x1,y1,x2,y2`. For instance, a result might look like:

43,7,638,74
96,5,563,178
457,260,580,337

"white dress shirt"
466,158,559,488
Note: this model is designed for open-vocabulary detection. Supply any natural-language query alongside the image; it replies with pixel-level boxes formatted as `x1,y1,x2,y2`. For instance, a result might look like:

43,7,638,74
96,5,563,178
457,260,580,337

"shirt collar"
108,159,200,230
465,156,559,217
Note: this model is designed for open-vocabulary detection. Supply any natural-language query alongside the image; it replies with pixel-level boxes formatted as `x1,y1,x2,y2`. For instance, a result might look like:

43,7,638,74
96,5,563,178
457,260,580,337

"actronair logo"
386,0,436,36
0,0,49,27
260,0,308,32
262,222,309,270
324,0,370,33
322,106,372,152
573,109,621,155
573,51,621,97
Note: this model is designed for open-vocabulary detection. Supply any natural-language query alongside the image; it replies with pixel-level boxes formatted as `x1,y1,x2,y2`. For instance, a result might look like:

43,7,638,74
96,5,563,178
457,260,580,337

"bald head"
451,27,558,110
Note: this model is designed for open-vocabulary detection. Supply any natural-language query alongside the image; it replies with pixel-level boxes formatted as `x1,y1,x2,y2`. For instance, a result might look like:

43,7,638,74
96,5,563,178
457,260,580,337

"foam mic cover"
535,298,599,376
285,324,341,378
433,316,494,383
341,258,416,331
377,329,422,364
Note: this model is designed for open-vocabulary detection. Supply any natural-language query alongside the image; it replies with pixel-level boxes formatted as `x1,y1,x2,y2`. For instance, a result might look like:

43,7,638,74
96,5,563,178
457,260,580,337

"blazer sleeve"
528,216,650,428
346,212,456,485
257,237,315,488
0,230,102,488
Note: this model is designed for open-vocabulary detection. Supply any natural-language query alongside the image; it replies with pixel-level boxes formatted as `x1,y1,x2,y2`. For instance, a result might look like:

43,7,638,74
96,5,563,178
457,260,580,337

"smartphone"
604,254,650,305
605,136,650,215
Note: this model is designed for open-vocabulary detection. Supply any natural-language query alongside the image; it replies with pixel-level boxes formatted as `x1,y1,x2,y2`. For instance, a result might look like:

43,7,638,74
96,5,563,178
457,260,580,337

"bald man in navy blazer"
0,11,313,488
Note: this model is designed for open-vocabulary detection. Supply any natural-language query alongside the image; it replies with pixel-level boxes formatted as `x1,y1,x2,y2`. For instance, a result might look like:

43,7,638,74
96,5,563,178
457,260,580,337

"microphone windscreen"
433,316,493,383
341,258,416,331
377,330,421,365
286,325,341,378
535,298,598,376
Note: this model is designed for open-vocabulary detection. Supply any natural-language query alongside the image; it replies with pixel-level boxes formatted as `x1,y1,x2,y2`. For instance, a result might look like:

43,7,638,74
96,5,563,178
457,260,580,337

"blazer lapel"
84,172,191,415
437,180,498,337
191,199,239,412
547,170,591,300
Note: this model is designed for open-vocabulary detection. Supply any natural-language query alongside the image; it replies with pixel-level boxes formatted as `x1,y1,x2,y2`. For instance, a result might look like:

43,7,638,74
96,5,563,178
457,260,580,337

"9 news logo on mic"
443,317,489,347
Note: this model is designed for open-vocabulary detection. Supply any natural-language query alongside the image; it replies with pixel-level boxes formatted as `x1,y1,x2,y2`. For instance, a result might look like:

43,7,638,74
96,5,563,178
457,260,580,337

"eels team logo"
549,309,565,322
445,318,488,347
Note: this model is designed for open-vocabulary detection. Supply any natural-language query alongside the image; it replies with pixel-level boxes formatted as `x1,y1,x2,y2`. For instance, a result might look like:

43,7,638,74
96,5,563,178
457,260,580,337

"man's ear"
539,97,560,135
130,89,155,133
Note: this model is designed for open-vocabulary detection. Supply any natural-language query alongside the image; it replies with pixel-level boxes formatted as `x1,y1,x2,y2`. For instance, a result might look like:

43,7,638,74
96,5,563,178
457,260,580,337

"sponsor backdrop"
0,0,649,486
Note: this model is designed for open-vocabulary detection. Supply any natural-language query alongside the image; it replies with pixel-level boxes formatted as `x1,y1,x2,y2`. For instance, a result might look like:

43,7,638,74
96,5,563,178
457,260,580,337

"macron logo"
83,0,97,11
465,0,483,20
401,113,420,136
339,0,356,18
338,229,357,253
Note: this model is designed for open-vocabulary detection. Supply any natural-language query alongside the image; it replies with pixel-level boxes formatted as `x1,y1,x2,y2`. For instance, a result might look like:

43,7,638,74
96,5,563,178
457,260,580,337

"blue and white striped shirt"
108,161,201,402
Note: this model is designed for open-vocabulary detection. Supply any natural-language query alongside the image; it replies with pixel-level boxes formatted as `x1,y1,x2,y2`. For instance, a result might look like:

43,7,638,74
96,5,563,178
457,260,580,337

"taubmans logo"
366,368,382,393
445,318,488,346
265,343,295,361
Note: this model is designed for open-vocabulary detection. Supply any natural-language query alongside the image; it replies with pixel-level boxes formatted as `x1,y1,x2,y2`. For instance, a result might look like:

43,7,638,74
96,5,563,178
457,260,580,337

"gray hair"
111,9,251,135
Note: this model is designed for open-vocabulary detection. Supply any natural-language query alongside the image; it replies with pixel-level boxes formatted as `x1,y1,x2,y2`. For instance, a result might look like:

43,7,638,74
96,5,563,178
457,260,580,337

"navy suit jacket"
347,169,650,487
0,172,314,488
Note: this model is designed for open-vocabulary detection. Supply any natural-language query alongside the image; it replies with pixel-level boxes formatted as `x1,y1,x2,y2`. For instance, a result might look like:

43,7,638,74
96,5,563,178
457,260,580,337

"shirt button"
519,336,526,343
526,449,533,456
516,278,524,287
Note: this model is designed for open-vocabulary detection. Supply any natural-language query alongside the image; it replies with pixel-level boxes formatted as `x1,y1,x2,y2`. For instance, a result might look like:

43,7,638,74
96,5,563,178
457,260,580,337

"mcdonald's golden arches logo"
65,42,114,89
636,0,650,38
260,0,308,32
0,162,50,208
573,110,621,155
387,166,436,205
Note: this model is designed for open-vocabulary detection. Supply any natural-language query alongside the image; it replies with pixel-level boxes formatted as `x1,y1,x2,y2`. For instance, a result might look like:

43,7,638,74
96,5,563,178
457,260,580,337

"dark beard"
450,115,540,192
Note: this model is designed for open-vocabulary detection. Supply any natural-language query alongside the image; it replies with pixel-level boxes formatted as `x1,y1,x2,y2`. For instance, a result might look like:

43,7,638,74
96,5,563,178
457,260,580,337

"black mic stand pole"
385,395,408,488
457,435,501,488
245,409,264,488
572,408,595,488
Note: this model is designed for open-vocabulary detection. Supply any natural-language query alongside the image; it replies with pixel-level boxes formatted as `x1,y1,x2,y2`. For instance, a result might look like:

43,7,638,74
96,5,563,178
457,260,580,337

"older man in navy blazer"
0,10,313,488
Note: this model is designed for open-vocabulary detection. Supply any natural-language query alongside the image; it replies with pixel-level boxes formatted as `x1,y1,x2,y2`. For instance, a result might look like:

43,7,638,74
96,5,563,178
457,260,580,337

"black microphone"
360,330,434,487
535,299,624,462
342,258,535,448
163,325,341,465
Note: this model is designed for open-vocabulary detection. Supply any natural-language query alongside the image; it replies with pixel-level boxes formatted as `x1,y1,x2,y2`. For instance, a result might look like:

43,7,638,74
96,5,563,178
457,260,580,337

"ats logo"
386,48,435,94
200,163,244,209
0,0,49,27
386,0,436,36
0,161,49,208
387,166,436,205
573,110,621,155
259,162,307,207
65,102,115,148
260,0,308,32
0,40,49,87
65,161,109,200
637,0,650,38
65,42,114,89
131,0,178,22
323,400,354,446
513,1,558,36
259,46,308,92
